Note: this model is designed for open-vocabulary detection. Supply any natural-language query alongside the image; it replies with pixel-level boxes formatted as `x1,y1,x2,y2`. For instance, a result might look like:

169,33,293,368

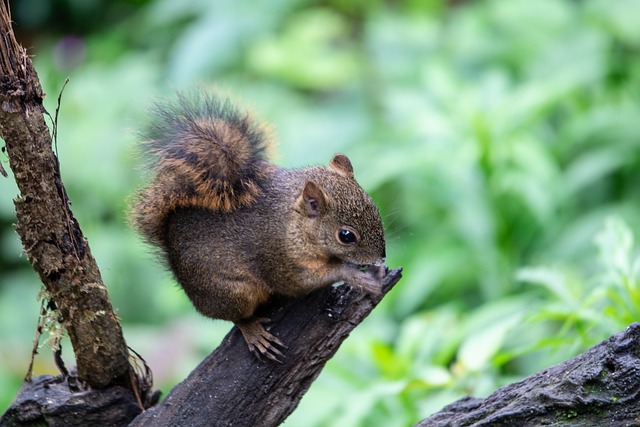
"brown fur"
130,92,387,360
131,93,270,250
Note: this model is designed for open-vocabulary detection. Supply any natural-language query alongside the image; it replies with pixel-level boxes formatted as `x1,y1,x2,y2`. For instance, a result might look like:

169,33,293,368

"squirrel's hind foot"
235,317,286,363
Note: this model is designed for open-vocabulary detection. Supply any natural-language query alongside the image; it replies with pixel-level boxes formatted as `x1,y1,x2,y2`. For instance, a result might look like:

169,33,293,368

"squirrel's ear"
300,181,327,218
329,154,354,178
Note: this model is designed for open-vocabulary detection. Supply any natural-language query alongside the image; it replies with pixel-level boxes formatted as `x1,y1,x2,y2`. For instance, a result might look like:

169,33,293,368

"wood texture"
2,270,402,426
1,375,145,426
416,323,640,426
0,1,130,388
130,268,403,427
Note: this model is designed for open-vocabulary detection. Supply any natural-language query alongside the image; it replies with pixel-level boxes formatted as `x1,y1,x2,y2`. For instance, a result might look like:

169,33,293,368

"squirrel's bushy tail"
131,92,270,248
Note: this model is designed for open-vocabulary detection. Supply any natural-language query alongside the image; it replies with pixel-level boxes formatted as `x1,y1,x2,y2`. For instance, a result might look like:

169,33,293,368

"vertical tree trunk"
0,0,130,389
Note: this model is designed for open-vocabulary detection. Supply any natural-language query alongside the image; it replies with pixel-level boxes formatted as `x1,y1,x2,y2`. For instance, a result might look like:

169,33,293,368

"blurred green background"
2,0,640,425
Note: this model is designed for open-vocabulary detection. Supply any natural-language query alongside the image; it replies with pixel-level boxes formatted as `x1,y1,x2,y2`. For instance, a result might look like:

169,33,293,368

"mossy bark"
416,323,640,427
0,1,130,388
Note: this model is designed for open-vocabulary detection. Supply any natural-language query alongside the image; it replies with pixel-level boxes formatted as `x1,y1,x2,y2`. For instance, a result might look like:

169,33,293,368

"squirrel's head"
293,154,386,269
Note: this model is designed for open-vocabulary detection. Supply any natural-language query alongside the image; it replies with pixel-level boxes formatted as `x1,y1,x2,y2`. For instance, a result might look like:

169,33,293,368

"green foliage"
2,0,640,424
520,217,640,347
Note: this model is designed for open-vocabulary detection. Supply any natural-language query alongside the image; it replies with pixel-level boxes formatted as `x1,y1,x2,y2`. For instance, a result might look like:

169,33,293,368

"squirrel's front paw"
354,264,387,294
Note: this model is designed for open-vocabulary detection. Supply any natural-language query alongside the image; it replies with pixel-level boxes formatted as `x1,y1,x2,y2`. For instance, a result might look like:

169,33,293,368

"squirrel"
131,92,387,361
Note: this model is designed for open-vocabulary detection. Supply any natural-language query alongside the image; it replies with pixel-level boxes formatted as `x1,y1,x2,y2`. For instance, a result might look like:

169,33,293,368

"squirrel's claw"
235,318,286,363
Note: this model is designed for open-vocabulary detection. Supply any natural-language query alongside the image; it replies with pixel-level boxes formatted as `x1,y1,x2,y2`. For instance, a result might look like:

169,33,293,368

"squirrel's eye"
337,228,358,245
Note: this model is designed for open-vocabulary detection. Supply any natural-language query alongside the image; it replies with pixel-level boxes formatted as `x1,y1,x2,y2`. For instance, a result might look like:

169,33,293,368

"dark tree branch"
3,270,402,426
0,1,130,388
130,268,403,427
416,323,640,426
1,375,143,427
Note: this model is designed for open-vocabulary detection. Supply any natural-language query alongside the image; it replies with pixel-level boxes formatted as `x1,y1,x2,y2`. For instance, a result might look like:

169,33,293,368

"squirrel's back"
131,92,271,249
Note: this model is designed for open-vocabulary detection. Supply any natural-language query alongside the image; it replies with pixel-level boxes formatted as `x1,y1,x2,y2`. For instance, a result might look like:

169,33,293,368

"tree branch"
3,269,402,426
0,375,144,426
416,323,640,426
0,0,130,388
130,268,403,427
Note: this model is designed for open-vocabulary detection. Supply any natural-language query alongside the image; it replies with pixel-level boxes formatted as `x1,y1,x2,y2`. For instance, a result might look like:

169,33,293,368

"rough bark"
0,1,130,388
416,323,640,427
130,268,403,427
2,270,402,426
1,375,144,427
